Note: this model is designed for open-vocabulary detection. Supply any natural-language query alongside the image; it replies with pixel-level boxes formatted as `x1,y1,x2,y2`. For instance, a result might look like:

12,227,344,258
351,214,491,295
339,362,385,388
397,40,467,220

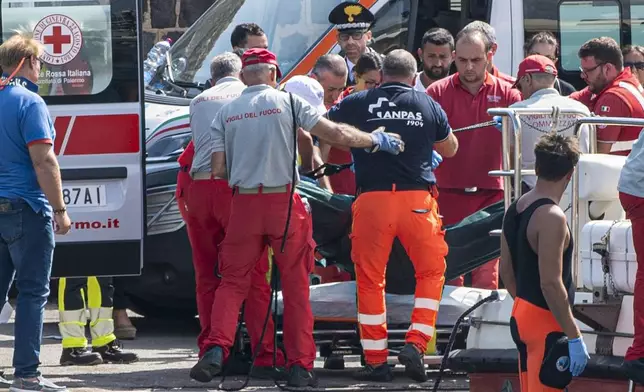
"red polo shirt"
427,72,521,190
593,69,644,156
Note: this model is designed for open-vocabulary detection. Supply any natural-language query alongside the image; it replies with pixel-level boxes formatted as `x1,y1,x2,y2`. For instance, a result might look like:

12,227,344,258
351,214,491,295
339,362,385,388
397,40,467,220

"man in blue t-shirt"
326,49,459,383
0,33,70,392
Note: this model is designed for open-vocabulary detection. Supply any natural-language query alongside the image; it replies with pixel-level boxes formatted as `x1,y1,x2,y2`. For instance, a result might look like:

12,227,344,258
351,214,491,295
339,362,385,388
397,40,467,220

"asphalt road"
0,303,470,391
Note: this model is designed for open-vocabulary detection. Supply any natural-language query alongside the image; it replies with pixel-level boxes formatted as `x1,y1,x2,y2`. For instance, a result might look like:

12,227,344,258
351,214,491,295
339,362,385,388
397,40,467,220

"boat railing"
487,107,596,288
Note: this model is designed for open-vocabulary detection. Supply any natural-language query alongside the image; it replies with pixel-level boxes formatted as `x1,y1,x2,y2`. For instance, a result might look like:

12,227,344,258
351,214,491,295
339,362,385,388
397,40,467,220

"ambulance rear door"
0,0,145,277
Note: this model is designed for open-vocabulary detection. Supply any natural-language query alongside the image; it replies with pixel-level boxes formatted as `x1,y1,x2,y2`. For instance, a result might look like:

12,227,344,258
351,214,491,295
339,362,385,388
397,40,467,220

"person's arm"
309,118,376,148
594,94,629,153
499,230,517,298
23,103,65,211
431,101,458,158
209,110,227,178
297,128,315,172
311,146,333,191
536,206,581,339
23,102,71,234
299,96,377,149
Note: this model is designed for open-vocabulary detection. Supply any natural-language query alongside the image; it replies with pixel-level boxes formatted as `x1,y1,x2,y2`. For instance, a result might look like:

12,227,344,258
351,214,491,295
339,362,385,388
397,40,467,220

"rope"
451,120,498,133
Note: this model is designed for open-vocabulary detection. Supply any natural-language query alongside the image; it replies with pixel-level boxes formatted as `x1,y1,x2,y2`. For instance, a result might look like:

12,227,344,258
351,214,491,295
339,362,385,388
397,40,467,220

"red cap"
242,48,282,79
514,55,558,87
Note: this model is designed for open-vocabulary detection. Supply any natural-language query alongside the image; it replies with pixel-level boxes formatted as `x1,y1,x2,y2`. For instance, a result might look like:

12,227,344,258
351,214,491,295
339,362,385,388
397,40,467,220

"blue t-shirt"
326,82,451,189
0,75,56,213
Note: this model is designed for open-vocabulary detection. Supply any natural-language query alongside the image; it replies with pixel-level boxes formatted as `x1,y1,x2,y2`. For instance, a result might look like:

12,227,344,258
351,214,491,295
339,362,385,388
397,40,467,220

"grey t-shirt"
211,84,322,188
190,76,246,174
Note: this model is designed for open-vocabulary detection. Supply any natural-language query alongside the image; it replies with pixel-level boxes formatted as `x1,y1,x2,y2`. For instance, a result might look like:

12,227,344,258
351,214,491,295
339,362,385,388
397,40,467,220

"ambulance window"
370,0,411,55
1,0,114,97
631,2,644,45
168,0,344,88
558,0,621,71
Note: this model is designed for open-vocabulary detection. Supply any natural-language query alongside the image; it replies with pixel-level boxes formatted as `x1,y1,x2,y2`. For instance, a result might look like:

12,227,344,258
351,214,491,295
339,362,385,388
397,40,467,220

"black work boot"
287,365,318,387
93,340,139,364
250,365,288,380
398,343,428,382
622,358,644,385
60,347,103,366
353,363,394,382
190,346,224,383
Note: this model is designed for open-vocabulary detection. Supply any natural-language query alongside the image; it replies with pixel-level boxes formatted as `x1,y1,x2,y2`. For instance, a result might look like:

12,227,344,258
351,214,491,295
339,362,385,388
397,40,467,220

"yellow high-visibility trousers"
58,277,116,349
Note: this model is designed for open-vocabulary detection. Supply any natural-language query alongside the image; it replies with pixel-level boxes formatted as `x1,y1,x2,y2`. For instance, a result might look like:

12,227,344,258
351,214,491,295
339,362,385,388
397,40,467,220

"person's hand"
567,336,590,377
431,151,442,170
368,127,405,155
493,116,504,131
54,211,71,235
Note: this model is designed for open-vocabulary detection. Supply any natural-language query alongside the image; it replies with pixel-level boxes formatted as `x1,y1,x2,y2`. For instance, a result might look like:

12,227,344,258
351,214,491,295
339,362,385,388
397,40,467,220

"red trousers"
180,177,284,366
438,188,504,289
621,192,644,361
209,189,317,370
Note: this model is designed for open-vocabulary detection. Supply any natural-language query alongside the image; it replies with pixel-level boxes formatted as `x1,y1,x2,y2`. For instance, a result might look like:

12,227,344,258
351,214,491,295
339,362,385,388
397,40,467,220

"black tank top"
503,198,575,310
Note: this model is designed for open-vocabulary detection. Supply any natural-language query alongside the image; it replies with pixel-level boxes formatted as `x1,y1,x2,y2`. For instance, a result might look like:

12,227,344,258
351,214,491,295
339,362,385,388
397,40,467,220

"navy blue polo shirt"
326,82,451,190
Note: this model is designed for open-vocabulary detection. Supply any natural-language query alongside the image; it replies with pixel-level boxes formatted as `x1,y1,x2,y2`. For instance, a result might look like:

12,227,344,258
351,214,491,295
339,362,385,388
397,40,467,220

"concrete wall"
142,0,212,53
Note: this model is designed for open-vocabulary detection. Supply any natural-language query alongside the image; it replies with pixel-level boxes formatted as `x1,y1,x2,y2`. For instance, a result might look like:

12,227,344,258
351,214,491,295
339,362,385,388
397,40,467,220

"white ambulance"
1,0,145,278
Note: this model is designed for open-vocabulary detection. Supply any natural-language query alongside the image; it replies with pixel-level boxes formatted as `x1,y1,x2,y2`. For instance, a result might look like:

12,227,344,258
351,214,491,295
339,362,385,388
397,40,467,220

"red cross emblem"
43,26,71,54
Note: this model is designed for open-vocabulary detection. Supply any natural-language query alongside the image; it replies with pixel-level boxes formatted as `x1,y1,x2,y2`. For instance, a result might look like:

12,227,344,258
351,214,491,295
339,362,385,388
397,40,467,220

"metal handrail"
488,107,597,288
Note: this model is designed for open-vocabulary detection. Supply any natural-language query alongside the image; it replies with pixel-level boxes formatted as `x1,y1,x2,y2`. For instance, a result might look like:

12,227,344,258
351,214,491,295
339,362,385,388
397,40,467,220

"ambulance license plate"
63,185,107,207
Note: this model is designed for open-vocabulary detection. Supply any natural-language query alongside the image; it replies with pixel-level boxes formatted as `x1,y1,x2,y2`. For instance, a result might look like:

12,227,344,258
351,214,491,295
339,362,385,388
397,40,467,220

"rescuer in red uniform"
577,37,644,156
426,28,521,289
192,48,404,387
177,53,285,382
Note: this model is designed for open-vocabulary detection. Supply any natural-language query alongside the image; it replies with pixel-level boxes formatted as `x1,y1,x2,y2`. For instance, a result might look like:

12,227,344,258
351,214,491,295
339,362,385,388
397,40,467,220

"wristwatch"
53,207,67,215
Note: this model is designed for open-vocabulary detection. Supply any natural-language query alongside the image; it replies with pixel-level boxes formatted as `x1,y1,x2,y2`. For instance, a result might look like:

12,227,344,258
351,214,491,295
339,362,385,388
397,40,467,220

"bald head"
382,49,417,85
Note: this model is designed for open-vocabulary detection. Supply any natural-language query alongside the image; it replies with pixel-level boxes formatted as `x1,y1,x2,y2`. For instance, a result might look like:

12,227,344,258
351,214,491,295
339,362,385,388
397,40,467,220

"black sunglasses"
625,62,644,70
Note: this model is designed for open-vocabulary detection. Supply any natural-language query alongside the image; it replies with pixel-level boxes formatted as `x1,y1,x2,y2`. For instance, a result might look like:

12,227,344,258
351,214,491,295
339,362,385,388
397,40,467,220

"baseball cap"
242,48,282,79
283,75,327,115
513,54,558,88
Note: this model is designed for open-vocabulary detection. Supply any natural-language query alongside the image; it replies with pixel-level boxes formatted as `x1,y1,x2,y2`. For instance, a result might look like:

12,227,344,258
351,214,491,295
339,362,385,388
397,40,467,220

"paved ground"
0,303,469,391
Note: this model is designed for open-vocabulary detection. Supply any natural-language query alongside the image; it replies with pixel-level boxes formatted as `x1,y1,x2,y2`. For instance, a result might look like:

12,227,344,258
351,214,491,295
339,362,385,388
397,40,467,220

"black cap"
328,2,374,33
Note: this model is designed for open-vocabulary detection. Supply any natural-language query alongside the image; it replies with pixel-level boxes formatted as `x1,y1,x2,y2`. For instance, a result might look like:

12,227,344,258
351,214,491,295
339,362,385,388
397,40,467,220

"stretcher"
262,181,505,368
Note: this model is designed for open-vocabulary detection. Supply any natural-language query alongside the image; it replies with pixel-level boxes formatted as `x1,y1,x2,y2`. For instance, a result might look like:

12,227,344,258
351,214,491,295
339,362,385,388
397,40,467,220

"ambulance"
0,0,145,279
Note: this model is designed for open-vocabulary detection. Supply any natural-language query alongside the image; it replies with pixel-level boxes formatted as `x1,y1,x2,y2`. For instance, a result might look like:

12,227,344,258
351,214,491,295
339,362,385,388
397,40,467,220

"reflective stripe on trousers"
351,189,447,365
58,276,116,349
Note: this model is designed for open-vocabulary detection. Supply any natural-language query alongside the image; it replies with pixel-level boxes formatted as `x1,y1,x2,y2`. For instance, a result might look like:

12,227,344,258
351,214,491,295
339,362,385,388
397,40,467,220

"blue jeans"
0,198,54,378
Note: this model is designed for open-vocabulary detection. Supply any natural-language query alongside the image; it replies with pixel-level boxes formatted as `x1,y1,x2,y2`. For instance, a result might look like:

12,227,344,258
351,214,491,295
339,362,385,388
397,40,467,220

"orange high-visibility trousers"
351,187,448,365
510,297,565,392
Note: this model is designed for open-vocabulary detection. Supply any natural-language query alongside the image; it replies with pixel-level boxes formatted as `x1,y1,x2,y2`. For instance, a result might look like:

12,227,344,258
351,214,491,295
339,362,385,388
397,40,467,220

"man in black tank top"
500,133,589,391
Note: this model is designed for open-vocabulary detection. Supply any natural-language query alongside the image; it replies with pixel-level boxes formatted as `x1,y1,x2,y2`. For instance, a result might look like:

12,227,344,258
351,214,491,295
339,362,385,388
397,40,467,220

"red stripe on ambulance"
53,114,140,155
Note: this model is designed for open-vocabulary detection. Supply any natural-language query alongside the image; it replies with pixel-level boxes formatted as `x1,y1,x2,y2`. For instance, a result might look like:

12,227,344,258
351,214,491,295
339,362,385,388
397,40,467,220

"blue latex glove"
493,116,503,131
431,151,443,170
567,336,590,377
368,127,405,155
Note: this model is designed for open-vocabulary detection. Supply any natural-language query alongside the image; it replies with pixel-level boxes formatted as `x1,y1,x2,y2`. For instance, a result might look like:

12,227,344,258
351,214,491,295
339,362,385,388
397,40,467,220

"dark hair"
455,28,492,52
622,44,644,58
354,52,383,76
578,37,623,70
534,132,581,181
422,27,454,50
230,23,265,48
524,31,559,57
